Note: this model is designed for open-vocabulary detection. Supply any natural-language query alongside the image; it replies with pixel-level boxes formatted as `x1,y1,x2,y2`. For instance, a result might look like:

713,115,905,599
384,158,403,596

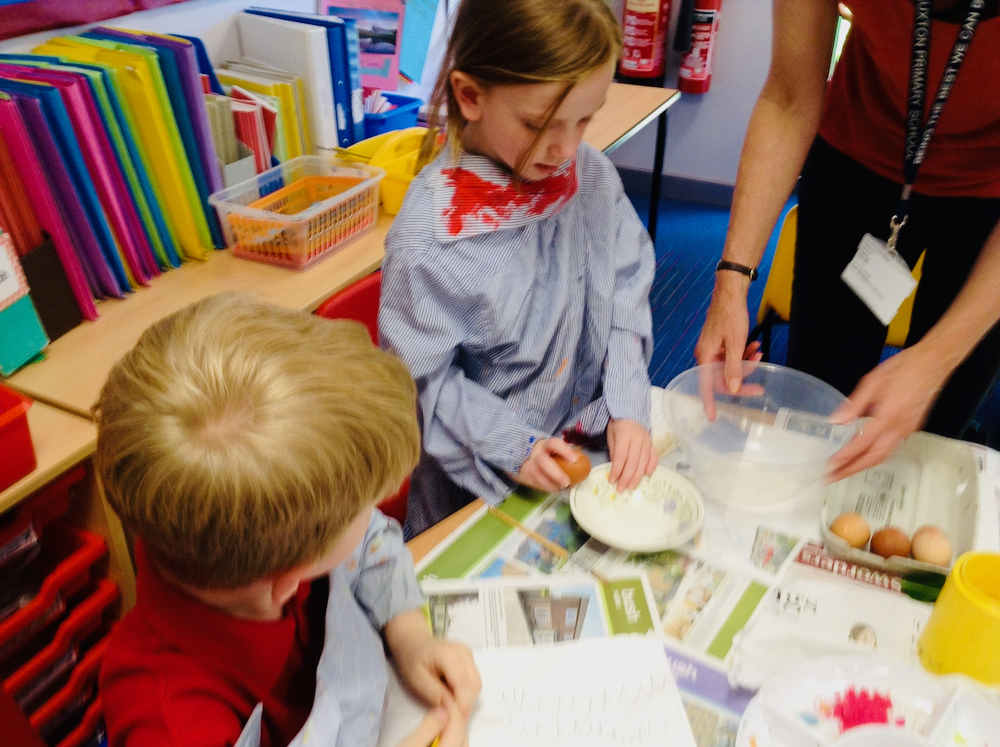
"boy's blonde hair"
426,0,622,180
93,293,420,589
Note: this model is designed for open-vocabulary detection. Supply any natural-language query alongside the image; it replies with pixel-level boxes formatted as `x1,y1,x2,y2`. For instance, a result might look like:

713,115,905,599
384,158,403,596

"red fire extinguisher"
619,0,672,80
678,0,723,94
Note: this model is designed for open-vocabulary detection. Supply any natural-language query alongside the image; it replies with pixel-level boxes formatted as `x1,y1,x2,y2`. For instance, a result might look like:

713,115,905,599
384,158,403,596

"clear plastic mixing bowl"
663,362,857,507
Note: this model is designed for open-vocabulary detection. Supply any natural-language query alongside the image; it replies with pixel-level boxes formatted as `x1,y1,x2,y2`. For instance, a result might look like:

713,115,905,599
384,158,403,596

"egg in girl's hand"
829,511,871,549
552,450,592,486
870,525,911,559
910,524,952,566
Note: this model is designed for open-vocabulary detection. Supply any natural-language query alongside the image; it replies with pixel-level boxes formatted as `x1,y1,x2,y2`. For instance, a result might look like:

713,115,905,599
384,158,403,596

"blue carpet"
627,192,792,388
628,190,1000,448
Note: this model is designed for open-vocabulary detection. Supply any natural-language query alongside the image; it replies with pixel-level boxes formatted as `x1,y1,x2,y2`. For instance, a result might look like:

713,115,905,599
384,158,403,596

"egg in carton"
820,431,980,575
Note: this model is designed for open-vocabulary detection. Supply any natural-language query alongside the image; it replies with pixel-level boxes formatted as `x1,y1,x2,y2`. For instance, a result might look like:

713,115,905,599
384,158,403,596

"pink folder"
0,96,98,320
0,63,156,285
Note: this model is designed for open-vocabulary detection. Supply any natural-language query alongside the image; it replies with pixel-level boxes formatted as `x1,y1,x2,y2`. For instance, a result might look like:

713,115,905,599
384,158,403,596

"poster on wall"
320,0,404,90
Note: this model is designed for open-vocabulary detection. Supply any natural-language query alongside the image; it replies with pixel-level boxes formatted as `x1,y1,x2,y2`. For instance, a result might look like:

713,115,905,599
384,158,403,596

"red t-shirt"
819,0,1000,197
99,543,327,747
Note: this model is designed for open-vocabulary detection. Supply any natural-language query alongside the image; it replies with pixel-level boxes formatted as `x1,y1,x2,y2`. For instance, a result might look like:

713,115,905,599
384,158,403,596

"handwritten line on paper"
378,637,698,747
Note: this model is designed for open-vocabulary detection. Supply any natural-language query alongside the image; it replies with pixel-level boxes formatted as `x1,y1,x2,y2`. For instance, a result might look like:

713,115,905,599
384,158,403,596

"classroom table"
4,82,679,421
408,499,484,564
401,433,1000,747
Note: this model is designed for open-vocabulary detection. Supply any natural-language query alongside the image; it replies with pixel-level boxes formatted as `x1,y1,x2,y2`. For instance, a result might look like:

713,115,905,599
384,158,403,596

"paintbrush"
486,506,609,583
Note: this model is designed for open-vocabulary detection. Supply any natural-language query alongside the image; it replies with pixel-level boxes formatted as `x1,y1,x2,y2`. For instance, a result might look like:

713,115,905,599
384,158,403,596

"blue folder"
174,34,224,96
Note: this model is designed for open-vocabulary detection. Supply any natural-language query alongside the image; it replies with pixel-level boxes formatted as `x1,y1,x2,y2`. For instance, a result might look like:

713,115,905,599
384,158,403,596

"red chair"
314,271,410,526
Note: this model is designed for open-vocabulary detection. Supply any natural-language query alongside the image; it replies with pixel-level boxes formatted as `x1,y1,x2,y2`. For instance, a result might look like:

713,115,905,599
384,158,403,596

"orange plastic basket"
209,156,385,271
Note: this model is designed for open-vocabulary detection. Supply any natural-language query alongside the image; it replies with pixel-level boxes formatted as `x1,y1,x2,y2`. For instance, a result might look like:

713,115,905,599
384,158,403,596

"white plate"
569,463,704,553
735,655,954,747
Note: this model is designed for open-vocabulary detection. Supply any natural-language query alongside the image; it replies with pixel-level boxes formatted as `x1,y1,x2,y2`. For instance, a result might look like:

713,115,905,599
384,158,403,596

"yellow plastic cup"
918,551,1000,684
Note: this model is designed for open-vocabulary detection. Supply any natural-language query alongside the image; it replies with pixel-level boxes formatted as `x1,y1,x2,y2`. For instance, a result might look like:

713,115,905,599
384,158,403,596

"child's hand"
385,609,482,718
513,437,582,493
396,693,468,747
607,419,657,491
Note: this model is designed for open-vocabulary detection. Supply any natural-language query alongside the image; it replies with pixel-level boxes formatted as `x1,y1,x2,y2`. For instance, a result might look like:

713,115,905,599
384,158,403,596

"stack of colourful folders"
0,29,228,363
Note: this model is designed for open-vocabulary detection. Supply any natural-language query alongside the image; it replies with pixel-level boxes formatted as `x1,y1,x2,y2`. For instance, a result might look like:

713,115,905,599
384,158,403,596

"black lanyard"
889,0,984,249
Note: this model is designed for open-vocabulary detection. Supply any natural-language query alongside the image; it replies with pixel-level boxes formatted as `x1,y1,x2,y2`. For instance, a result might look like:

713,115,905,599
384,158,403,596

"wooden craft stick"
486,506,608,583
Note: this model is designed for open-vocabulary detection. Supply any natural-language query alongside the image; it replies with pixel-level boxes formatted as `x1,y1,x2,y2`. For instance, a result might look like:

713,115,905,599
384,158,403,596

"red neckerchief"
431,153,578,241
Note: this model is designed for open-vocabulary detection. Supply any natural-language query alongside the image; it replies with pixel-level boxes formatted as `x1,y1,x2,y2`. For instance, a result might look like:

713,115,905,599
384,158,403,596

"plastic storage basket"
363,92,422,138
208,156,385,271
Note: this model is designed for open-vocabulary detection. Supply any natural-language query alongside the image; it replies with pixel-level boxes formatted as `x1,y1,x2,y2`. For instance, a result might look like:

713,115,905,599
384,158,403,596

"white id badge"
841,233,917,326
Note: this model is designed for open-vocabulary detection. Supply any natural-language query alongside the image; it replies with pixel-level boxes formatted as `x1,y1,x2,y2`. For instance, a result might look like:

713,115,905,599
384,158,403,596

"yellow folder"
36,36,212,260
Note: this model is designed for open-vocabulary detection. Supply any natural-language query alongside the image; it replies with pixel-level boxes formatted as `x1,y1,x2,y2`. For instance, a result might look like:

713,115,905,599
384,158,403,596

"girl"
380,0,659,538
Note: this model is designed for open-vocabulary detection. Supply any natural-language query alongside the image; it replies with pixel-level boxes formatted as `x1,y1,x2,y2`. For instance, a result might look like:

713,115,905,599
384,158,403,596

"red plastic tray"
0,385,36,492
30,615,111,733
54,695,103,747
0,467,84,548
0,527,106,653
4,579,117,704
0,467,84,583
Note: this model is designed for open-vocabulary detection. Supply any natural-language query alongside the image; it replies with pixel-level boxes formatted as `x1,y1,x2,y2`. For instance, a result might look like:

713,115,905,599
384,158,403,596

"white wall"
608,0,772,189
0,0,772,189
0,0,314,61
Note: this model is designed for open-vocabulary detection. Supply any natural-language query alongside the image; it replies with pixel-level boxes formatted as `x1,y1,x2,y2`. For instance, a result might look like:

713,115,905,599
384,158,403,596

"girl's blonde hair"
93,293,420,589
426,0,621,179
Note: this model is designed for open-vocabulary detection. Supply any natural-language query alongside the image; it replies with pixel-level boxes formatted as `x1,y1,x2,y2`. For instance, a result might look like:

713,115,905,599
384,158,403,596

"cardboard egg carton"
821,431,980,575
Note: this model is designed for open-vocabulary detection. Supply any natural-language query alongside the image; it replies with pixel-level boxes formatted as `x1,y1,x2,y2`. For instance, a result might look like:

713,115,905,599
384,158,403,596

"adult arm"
694,0,840,392
827,219,1000,479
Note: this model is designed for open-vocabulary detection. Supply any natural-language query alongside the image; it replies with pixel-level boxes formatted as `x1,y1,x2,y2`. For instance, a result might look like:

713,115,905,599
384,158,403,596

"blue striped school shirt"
288,509,423,747
380,143,655,538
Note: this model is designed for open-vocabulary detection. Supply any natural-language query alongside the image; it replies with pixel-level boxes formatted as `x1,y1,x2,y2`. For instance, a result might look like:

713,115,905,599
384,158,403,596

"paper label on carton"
0,232,29,313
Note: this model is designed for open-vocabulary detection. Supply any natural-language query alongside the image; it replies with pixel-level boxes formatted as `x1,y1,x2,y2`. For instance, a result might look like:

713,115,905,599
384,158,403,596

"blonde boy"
95,293,479,747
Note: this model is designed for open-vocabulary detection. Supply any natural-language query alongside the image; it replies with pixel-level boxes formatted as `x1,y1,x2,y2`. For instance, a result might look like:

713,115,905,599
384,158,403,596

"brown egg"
870,525,911,559
910,524,952,567
552,450,592,486
829,512,872,549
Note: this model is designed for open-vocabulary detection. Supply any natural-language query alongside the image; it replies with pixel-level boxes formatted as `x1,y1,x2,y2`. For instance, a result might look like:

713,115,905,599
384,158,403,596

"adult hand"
396,694,468,747
825,347,947,482
695,277,764,420
695,273,757,392
513,437,582,493
607,419,657,491
385,609,482,718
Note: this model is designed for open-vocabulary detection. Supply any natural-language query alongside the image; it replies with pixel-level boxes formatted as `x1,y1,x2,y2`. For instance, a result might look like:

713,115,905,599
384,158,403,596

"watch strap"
716,259,759,282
